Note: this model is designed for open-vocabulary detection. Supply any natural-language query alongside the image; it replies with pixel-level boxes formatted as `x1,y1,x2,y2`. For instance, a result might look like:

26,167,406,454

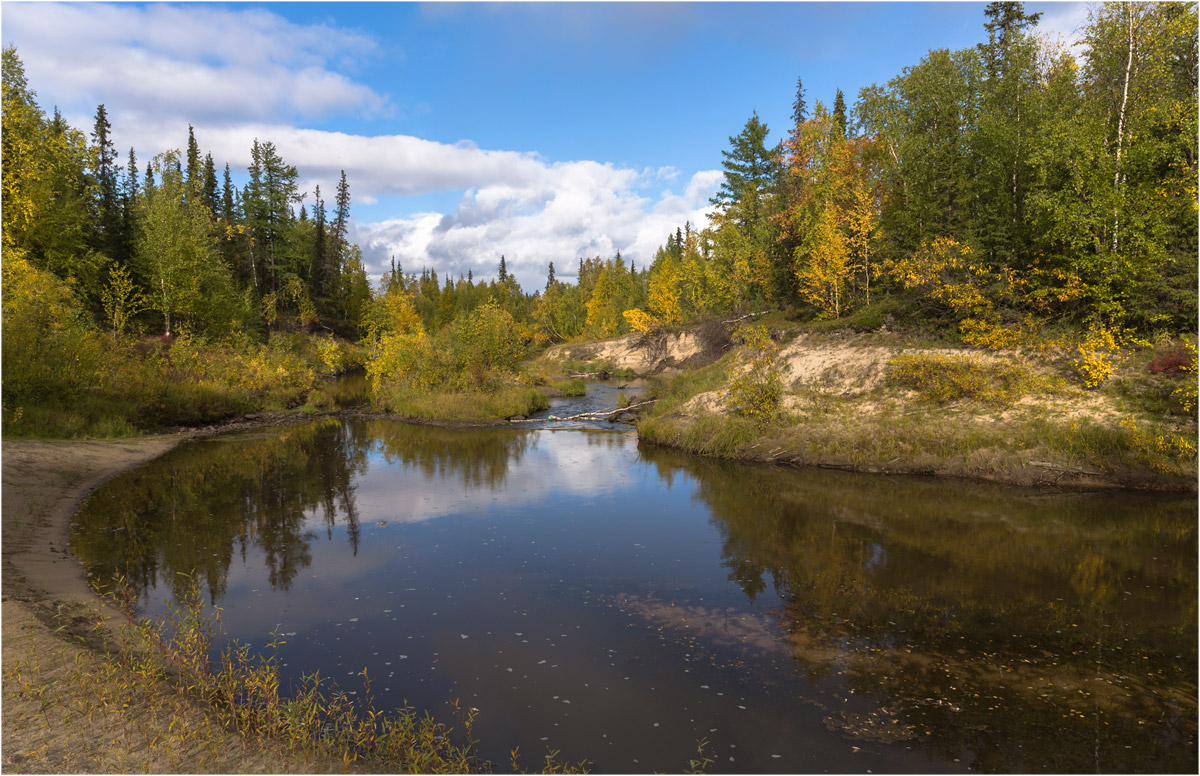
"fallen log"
509,398,659,423
721,311,767,325
1027,460,1106,477
549,398,658,421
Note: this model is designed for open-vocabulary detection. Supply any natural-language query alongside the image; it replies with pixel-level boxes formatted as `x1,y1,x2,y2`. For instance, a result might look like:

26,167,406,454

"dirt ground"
1,435,325,773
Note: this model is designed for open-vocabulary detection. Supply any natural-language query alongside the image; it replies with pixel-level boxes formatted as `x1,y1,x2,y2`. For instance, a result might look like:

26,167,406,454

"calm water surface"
72,402,1197,773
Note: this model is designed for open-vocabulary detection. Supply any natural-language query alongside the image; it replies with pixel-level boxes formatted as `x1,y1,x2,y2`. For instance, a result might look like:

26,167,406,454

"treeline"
630,1,1197,344
2,46,373,339
392,2,1197,351
2,2,1196,431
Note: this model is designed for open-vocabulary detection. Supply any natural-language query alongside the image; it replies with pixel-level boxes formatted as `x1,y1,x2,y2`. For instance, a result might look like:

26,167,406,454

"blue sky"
1,1,1088,289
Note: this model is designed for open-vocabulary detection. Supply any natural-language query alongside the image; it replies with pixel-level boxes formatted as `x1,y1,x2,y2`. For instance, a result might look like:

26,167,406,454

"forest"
2,1,1196,436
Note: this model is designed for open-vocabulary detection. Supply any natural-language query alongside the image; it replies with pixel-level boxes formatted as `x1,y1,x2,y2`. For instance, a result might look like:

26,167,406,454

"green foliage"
550,378,587,397
711,112,780,209
2,256,105,409
3,46,108,299
454,300,525,381
366,301,546,420
135,151,244,336
100,263,147,340
1,292,358,438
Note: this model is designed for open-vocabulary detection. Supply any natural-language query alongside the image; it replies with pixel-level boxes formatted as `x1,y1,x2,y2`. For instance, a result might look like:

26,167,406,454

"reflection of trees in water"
639,446,1197,771
73,419,536,610
367,421,532,491
73,419,373,607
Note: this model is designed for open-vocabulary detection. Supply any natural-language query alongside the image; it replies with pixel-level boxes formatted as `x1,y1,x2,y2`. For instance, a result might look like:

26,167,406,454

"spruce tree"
331,170,350,293
91,104,122,259
711,112,780,209
312,184,328,297
221,164,236,223
790,75,808,138
185,124,201,189
982,1,1042,78
202,153,218,212
125,147,138,209
832,88,848,137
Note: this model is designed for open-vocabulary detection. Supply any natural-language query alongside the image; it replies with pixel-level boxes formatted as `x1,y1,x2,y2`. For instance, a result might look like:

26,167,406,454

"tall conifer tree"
91,104,122,259
185,124,201,190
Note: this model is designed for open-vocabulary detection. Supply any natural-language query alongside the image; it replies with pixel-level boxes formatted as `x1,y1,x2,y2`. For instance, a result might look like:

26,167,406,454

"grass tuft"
886,352,1047,407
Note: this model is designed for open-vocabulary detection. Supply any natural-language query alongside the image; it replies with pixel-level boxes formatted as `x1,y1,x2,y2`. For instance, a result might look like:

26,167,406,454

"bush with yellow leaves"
1073,323,1121,389
724,324,783,424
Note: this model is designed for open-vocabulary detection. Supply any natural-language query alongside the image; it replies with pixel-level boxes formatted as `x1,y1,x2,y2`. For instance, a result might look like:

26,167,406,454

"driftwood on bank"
509,398,657,423
1027,460,1106,477
721,311,767,325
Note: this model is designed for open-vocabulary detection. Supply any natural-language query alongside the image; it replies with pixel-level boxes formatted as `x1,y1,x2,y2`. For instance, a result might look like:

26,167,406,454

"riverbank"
3,425,584,773
1,433,335,772
543,324,1198,492
0,356,1191,770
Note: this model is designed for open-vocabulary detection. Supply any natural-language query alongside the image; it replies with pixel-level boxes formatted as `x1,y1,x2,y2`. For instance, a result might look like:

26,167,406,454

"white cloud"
2,1,721,291
354,163,719,288
1034,1,1091,63
1037,2,1090,47
1,2,388,124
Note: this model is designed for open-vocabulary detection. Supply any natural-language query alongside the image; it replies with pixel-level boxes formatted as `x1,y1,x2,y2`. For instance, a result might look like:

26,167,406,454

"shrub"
1073,323,1121,389
725,324,783,423
1148,346,1194,376
2,256,105,407
365,302,544,419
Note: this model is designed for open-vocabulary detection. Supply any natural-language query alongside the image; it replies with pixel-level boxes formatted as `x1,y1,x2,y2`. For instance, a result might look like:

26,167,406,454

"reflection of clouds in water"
218,532,406,636
347,429,639,526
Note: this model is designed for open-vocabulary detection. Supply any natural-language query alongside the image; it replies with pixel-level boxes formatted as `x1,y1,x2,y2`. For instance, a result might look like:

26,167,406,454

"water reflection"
72,419,541,607
639,446,1198,772
70,417,1196,772
367,419,533,490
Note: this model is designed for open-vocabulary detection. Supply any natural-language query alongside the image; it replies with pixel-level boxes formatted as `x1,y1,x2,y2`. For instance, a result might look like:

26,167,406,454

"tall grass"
643,405,1196,484
95,577,587,773
885,352,1049,407
374,384,549,421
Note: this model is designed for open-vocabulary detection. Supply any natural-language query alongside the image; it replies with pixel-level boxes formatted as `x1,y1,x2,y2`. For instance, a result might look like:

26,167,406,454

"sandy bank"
1,434,328,773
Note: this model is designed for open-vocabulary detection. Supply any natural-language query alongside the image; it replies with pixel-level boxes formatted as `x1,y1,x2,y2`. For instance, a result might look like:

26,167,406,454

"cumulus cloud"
1,2,388,124
103,119,720,288
2,2,721,291
354,162,719,289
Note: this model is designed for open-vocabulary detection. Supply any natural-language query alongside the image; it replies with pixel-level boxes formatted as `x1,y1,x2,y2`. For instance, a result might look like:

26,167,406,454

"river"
70,384,1197,773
